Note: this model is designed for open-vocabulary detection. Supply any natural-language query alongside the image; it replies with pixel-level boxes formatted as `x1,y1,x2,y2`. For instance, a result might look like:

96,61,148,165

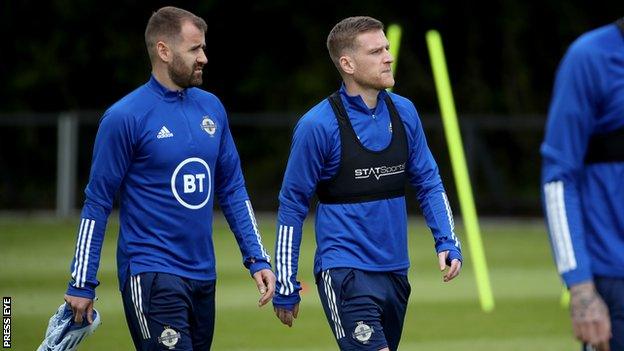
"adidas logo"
157,126,174,139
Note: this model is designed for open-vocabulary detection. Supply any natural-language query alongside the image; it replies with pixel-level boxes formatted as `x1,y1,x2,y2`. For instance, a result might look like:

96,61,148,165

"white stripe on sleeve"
277,225,295,295
71,219,86,282
245,200,270,261
286,226,294,294
442,193,460,249
278,225,289,294
544,181,577,273
442,192,455,231
73,219,91,287
275,225,285,295
78,219,95,287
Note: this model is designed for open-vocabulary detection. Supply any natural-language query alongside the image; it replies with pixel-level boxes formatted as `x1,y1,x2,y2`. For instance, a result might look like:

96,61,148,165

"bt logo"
183,174,206,193
171,157,211,209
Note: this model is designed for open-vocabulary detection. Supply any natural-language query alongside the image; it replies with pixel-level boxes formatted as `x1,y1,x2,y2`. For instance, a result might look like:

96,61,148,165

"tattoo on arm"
569,283,608,322
570,290,598,319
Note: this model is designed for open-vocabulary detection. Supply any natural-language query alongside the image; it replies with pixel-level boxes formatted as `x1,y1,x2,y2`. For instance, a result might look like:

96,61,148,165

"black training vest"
584,17,624,164
316,92,408,204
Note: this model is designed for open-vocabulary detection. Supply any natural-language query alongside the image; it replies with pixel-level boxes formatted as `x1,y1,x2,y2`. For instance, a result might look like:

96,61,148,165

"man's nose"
385,49,394,64
198,50,208,64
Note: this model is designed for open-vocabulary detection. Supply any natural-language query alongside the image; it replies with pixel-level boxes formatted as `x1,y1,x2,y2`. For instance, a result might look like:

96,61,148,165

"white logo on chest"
201,116,217,136
171,157,212,210
157,126,174,139
354,163,405,180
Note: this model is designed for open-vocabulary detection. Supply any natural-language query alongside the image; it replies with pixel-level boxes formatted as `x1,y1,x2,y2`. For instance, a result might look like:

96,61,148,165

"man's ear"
339,55,355,75
156,41,172,63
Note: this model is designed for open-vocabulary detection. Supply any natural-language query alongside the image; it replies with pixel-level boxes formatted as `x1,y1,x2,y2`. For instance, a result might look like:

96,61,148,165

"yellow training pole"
425,30,495,312
386,23,402,93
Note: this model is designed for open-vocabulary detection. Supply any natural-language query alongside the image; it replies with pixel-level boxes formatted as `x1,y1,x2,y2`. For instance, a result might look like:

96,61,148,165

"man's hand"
438,251,461,282
252,268,276,307
275,303,299,327
64,294,94,324
570,282,611,351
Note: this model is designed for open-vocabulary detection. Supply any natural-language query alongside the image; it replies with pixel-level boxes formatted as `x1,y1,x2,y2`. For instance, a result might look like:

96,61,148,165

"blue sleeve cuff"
436,245,463,265
562,271,594,289
436,234,460,249
437,242,462,255
249,261,271,276
272,292,301,309
447,249,463,264
274,303,296,311
66,283,96,300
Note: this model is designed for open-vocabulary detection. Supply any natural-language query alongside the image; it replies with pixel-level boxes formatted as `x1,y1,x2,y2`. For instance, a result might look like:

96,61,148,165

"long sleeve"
273,116,331,308
541,40,601,287
405,103,461,261
215,113,270,275
66,109,135,299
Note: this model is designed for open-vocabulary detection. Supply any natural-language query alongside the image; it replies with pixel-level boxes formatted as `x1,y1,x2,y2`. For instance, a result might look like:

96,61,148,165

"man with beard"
59,6,275,350
272,16,462,351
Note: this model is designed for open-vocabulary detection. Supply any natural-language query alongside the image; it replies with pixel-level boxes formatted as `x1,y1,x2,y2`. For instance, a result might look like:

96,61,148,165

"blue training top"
541,23,624,287
273,85,462,308
66,76,270,299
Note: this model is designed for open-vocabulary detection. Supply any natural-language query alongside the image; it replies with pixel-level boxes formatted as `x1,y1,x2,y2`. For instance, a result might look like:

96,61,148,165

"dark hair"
326,16,384,69
145,6,207,62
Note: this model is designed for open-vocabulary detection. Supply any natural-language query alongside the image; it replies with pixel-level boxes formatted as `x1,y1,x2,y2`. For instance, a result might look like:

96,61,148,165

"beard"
168,53,203,88
353,70,394,91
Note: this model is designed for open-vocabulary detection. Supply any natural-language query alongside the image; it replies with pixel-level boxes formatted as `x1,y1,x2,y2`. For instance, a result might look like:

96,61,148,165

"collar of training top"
148,75,187,102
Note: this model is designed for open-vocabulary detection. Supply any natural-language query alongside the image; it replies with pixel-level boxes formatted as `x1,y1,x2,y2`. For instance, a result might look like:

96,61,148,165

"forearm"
418,188,461,257
541,159,593,286
219,188,271,271
66,201,111,299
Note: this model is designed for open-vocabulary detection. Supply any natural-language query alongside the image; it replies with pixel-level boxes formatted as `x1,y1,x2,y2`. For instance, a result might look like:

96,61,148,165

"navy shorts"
582,276,624,351
316,268,411,351
121,272,216,351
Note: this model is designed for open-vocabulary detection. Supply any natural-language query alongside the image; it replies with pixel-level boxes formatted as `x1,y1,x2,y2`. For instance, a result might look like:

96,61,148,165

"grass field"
0,214,577,350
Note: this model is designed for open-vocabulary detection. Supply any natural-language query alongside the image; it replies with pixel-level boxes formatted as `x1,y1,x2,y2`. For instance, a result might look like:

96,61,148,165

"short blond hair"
326,16,384,70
